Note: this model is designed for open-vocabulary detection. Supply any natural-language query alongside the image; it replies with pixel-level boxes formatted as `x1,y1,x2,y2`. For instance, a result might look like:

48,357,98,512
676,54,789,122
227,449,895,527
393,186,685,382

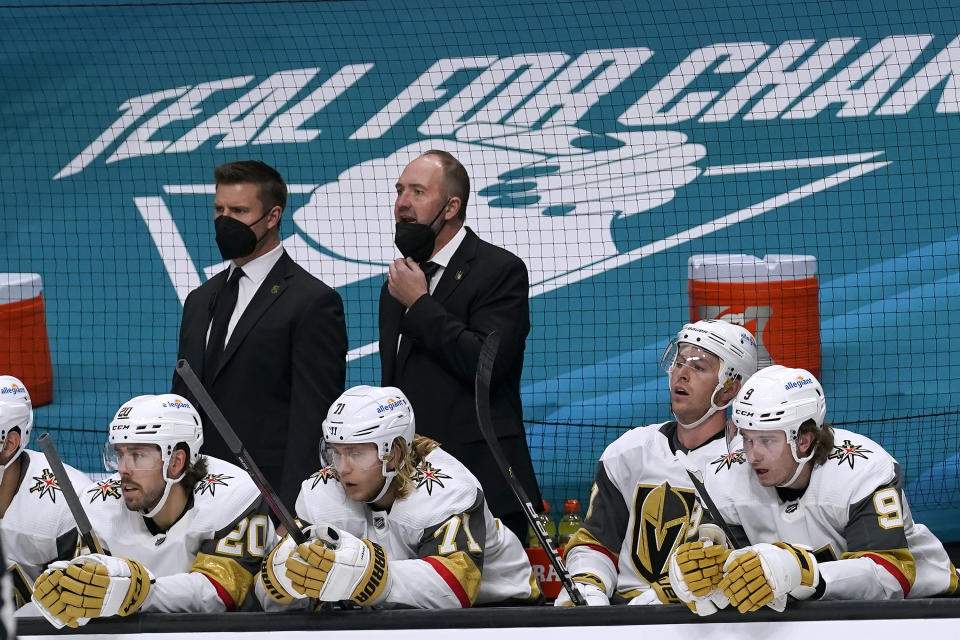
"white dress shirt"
206,243,285,346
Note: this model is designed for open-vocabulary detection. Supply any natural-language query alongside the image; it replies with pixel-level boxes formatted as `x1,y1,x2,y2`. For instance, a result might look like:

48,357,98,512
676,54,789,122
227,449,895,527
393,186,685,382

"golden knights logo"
629,482,696,584
29,468,61,502
413,461,451,495
310,466,336,489
195,473,233,496
88,478,122,502
711,450,746,472
828,439,873,469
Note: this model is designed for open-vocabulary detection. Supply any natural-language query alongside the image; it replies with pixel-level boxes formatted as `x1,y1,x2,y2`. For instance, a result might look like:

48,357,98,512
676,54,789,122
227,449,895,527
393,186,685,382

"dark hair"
422,150,470,220
214,160,288,213
798,419,835,467
175,443,209,490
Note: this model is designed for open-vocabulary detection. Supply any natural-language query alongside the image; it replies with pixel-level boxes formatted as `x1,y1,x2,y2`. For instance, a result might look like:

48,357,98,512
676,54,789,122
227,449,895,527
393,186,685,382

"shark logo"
133,123,887,364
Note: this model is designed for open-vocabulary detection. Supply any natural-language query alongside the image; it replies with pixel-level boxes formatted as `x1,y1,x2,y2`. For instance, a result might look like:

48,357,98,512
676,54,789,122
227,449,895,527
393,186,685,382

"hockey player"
31,394,275,628
555,319,758,606
257,385,540,609
670,365,959,614
0,375,90,609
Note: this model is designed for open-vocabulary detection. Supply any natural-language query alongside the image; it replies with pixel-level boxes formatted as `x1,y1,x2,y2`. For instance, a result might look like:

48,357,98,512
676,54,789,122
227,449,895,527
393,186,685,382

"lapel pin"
270,284,280,294
456,270,464,281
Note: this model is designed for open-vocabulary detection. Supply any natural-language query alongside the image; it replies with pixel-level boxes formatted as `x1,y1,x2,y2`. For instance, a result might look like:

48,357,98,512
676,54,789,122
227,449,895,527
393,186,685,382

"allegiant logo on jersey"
784,377,814,390
376,398,406,414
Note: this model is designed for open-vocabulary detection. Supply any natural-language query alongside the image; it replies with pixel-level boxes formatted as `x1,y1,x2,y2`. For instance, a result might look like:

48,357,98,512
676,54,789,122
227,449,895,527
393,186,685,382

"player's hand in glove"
719,542,819,613
672,541,730,596
668,540,731,616
32,562,82,629
261,530,313,605
554,573,610,606
627,576,682,605
283,524,389,606
32,554,153,628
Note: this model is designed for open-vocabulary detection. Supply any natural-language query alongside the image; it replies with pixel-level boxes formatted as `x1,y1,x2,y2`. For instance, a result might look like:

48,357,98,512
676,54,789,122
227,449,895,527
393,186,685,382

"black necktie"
204,267,244,378
421,261,441,287
394,262,441,376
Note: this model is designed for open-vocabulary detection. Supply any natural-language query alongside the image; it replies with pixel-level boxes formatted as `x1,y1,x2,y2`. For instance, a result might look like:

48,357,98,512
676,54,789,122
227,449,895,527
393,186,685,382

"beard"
121,481,164,513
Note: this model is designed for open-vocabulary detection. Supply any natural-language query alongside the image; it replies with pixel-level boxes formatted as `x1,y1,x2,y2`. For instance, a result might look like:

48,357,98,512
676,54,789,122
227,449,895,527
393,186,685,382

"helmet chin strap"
676,404,719,430
776,441,815,488
367,459,398,505
676,385,731,430
142,459,185,519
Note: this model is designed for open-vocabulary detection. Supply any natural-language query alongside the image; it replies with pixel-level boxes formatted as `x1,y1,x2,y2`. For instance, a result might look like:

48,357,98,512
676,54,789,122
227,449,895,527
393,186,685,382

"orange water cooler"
0,273,54,405
687,254,820,377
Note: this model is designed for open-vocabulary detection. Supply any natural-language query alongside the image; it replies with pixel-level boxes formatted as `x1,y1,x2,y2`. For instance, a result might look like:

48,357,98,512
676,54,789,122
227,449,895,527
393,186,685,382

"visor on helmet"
660,340,721,377
103,442,163,472
321,441,382,473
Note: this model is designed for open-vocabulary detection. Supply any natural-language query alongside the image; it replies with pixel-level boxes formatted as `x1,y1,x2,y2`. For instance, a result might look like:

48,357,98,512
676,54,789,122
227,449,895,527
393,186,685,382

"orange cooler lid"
688,254,816,282
0,273,43,304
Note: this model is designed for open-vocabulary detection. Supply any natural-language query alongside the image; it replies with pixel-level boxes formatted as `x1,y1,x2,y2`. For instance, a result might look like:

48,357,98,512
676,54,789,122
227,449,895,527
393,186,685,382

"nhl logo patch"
29,468,62,502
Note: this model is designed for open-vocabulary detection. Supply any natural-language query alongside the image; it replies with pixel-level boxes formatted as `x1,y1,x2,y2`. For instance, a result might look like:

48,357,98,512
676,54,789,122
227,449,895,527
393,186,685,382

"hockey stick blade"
38,433,105,556
175,359,304,544
475,332,586,606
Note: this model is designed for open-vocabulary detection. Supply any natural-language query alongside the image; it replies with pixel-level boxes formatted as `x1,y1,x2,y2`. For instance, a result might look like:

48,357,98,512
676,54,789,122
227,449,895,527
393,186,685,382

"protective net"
1,0,959,539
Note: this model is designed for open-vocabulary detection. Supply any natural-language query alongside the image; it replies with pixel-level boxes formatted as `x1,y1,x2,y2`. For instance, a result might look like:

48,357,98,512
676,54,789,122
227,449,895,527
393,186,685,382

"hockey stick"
475,332,586,606
37,433,106,556
677,451,746,549
175,359,305,545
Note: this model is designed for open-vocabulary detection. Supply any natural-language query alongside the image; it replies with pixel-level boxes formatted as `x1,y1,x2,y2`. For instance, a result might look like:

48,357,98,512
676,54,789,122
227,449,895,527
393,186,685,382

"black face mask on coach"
214,212,267,261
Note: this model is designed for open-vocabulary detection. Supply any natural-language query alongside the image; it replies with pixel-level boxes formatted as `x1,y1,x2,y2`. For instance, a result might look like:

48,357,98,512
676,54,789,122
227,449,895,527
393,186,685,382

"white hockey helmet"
660,319,759,429
105,394,203,517
0,375,32,472
729,365,826,485
321,385,415,502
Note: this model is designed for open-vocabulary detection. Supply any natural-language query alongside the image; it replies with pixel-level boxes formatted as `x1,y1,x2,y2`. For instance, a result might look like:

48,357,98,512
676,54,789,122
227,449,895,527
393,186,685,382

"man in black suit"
380,149,541,539
173,160,346,510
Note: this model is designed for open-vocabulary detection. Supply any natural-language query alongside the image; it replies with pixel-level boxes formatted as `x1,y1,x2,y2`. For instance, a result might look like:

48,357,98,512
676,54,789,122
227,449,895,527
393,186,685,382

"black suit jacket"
379,227,541,524
172,251,346,508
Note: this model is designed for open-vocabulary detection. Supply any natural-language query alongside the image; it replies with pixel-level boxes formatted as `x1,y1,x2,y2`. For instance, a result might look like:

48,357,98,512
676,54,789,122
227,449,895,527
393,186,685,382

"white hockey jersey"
82,455,274,612
564,421,727,601
0,449,89,607
702,427,958,600
288,447,539,609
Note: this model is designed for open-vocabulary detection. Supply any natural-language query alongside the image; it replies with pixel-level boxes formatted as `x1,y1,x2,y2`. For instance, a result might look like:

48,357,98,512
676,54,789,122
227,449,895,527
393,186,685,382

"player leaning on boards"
31,394,275,628
555,319,758,606
257,385,540,609
0,376,90,609
670,365,959,615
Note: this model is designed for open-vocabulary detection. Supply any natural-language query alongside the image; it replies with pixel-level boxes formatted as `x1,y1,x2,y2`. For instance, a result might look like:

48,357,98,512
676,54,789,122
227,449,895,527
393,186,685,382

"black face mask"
394,199,449,263
215,212,268,261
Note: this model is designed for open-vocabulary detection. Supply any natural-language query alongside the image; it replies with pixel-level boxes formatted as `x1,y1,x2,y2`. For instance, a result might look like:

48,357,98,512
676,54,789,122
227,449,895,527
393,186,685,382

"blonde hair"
390,434,440,499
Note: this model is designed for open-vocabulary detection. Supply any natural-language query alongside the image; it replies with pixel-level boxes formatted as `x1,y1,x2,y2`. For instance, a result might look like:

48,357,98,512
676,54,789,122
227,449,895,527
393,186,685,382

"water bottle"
557,499,582,548
527,500,557,547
